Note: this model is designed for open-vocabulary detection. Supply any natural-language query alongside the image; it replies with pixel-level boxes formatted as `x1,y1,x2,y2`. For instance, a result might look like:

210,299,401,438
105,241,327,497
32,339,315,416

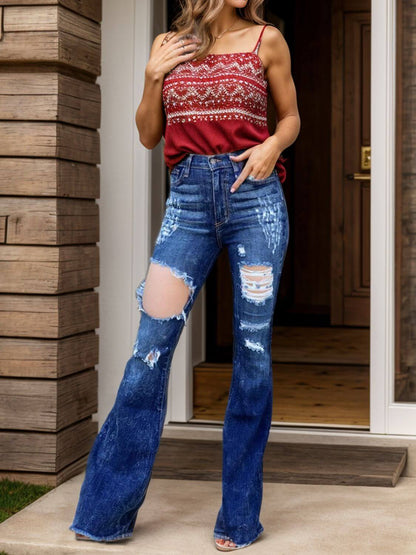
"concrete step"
0,472,415,554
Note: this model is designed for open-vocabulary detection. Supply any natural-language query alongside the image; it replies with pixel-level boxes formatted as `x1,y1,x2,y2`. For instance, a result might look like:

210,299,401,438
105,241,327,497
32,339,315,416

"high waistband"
174,149,248,179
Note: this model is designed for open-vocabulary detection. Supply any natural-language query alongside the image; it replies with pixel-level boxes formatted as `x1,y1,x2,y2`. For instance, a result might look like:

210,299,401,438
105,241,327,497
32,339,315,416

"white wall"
96,0,152,425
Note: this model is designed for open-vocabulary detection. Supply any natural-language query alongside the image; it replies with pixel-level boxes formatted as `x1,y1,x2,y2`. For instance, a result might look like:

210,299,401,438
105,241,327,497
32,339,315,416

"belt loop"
229,153,243,181
184,154,194,178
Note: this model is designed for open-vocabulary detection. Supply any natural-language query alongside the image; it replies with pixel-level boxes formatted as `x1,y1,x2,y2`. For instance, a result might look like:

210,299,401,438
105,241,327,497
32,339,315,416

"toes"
215,537,237,548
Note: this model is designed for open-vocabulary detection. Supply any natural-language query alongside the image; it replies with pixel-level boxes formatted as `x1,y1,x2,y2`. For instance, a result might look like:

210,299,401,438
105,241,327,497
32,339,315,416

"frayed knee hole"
142,262,192,319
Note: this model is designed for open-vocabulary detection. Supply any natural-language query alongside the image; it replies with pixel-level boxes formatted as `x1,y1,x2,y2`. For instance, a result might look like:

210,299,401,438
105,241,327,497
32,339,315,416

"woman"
69,0,300,551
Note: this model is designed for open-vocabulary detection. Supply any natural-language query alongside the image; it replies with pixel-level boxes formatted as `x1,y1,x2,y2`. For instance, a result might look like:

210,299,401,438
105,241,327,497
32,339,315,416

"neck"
210,6,240,37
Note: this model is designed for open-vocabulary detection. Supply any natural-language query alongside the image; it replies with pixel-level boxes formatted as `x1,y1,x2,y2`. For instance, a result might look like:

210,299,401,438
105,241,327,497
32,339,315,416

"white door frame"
371,0,416,434
124,0,414,435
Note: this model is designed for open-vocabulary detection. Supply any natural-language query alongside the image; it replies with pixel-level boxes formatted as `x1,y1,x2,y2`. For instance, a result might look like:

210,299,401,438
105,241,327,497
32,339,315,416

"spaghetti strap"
252,24,269,55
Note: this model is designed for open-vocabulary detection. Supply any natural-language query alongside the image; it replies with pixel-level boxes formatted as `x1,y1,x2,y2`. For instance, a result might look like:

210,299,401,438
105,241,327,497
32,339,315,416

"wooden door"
331,1,371,326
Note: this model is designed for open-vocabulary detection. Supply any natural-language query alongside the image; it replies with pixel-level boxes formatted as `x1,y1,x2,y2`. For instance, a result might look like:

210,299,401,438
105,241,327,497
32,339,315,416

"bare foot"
215,538,238,548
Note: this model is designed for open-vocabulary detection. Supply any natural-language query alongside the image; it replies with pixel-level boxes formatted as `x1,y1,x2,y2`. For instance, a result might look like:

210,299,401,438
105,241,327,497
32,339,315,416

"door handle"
346,173,371,181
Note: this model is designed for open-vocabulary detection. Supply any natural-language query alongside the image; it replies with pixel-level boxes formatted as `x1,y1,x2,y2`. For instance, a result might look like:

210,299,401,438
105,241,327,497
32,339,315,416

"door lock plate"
361,146,371,170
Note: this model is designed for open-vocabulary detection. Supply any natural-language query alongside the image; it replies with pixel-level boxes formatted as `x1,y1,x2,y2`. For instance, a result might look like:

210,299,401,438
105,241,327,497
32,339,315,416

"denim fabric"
69,149,290,547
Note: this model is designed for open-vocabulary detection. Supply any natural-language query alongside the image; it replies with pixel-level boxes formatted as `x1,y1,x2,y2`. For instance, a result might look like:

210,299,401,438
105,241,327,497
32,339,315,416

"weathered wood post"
0,0,101,486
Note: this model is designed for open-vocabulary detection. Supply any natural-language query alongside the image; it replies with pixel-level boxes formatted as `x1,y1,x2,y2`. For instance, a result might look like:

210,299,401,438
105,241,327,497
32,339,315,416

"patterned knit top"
161,24,287,182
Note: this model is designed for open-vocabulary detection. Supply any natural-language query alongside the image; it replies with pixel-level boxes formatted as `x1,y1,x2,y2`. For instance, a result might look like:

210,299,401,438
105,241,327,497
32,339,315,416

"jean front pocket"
237,169,280,194
169,159,189,188
246,168,278,184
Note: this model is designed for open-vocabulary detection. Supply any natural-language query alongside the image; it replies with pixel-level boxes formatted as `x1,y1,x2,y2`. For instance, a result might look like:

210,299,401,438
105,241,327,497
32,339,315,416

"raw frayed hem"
213,535,252,549
69,524,133,543
213,525,264,548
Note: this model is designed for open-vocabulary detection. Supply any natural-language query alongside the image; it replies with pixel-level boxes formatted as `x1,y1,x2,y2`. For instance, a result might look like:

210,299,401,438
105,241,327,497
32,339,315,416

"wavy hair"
165,0,288,183
169,0,267,60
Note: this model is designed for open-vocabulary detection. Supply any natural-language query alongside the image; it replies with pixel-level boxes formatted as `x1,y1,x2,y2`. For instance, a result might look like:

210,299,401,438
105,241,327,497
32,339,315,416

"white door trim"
370,0,413,435
97,0,152,426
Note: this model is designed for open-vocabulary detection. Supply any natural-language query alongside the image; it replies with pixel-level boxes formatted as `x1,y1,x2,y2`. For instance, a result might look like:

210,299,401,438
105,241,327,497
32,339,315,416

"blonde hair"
169,0,267,60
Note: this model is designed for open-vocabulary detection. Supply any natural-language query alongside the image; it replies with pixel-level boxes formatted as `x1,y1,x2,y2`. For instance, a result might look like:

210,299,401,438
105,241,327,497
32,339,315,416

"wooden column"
395,0,416,402
0,0,101,485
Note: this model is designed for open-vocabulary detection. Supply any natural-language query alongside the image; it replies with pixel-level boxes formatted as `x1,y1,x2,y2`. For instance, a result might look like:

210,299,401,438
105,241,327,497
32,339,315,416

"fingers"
160,31,175,46
230,163,253,193
229,147,255,192
158,36,200,71
148,32,200,81
165,33,200,54
164,35,201,64
168,47,199,65
229,147,253,161
178,41,199,57
178,37,201,56
229,157,275,192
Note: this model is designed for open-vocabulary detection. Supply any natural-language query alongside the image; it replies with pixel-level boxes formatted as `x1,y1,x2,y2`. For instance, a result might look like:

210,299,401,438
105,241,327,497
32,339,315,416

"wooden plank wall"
0,0,102,485
395,0,416,402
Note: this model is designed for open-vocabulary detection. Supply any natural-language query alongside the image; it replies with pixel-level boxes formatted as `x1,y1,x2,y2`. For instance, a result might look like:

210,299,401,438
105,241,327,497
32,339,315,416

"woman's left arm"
229,25,301,191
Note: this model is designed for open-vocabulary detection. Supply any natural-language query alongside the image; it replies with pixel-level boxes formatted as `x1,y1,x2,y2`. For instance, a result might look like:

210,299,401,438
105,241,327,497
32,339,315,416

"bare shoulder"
260,25,290,68
262,24,286,50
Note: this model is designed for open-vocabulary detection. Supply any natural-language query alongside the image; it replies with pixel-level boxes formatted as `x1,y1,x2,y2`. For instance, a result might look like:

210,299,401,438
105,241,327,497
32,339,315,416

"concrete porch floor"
0,473,415,554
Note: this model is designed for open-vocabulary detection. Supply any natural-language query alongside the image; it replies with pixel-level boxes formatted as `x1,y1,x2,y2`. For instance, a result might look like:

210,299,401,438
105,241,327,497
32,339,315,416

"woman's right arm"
135,31,200,149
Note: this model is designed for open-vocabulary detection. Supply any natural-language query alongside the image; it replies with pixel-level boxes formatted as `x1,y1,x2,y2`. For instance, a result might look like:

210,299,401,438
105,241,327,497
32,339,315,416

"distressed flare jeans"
69,149,290,547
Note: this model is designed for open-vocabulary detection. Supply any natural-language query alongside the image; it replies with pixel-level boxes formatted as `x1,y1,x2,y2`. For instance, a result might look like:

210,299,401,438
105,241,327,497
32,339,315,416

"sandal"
75,532,122,543
214,537,253,551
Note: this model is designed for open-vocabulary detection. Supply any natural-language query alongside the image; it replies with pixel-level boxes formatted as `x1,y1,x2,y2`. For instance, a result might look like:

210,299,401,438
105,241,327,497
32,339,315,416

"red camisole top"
161,24,287,183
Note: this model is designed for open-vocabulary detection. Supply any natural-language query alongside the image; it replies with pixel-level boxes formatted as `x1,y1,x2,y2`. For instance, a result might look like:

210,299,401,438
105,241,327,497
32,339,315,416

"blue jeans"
69,149,289,547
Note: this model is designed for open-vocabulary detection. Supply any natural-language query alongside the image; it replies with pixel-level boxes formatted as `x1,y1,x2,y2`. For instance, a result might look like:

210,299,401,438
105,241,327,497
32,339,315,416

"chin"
226,0,249,8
